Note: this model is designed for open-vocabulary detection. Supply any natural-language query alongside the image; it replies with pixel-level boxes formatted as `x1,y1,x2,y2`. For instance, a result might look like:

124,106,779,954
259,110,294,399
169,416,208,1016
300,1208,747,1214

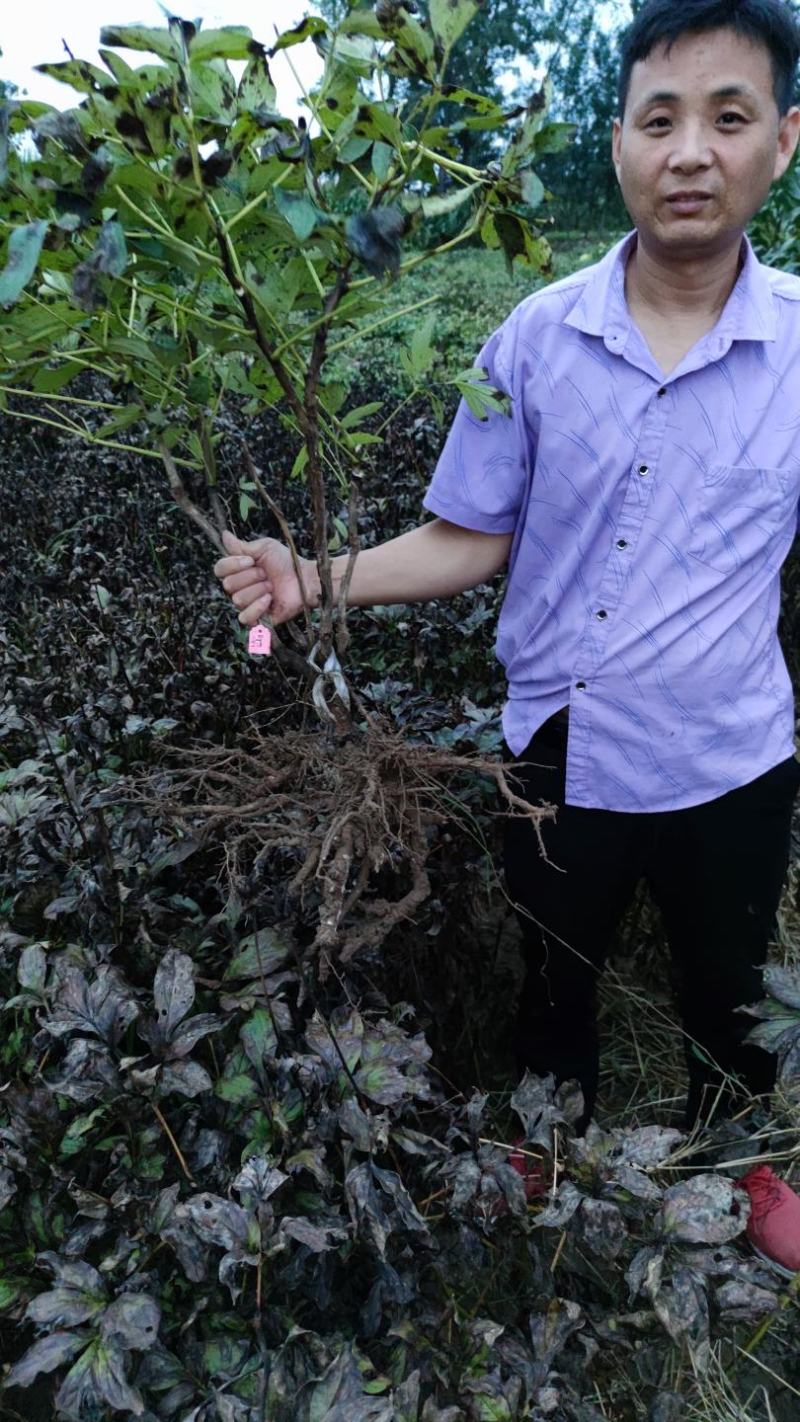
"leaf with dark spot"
233,1154,289,1207
651,1264,709,1363
100,1293,160,1350
32,110,87,154
0,221,49,309
183,1193,252,1252
49,1037,121,1103
345,1162,391,1256
529,1297,584,1371
81,155,111,196
72,221,129,312
115,110,153,153
26,1264,106,1328
5,1332,85,1389
510,1070,567,1151
300,1344,393,1422
279,1216,348,1252
153,947,195,1034
99,24,179,61
271,16,329,52
55,1338,145,1418
274,187,322,242
661,1174,749,1245
159,1059,212,1096
45,964,138,1044
345,207,405,277
577,1197,626,1260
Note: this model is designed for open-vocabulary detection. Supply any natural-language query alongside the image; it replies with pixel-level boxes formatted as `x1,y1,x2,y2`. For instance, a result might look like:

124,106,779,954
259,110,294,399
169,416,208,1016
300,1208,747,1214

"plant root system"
146,720,555,968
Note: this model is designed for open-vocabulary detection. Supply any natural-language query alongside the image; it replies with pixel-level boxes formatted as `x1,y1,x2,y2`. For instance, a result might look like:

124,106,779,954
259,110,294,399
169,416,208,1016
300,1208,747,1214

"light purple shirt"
423,231,800,812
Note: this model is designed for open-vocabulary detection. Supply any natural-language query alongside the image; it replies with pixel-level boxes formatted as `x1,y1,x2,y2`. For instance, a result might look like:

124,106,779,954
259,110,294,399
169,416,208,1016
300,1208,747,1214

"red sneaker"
507,1139,552,1202
738,1165,800,1279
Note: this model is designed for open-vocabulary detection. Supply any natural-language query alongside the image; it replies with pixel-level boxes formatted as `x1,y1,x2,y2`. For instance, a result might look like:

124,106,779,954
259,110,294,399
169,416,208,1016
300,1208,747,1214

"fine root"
145,720,555,967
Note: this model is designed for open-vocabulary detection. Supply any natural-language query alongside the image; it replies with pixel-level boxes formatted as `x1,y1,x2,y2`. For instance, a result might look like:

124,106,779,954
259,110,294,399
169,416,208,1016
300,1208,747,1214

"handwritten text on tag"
248,624,272,656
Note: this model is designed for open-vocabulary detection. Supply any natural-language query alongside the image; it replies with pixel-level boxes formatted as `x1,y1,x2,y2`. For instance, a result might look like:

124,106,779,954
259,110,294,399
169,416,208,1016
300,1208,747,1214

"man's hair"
617,0,800,116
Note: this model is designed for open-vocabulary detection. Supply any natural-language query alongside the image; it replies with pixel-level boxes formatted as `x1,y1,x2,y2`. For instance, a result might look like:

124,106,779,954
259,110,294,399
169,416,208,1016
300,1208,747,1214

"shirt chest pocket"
691,464,796,574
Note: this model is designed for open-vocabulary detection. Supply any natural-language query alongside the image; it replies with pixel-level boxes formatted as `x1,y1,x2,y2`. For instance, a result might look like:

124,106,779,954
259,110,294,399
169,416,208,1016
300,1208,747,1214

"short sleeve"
422,313,531,534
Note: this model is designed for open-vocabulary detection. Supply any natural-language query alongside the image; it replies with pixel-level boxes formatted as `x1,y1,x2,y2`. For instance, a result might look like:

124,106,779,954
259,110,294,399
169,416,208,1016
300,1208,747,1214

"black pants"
503,713,800,1130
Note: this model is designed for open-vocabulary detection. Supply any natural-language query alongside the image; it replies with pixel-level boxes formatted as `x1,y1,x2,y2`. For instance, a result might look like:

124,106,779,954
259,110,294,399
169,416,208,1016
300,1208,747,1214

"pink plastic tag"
248,624,272,656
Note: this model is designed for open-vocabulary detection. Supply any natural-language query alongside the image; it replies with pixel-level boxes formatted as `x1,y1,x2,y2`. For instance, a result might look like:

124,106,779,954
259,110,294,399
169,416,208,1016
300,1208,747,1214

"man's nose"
667,120,714,171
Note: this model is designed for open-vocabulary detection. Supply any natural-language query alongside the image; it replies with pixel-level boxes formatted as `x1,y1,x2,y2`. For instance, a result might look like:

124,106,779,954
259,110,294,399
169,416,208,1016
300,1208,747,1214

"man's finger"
233,582,270,609
239,592,272,626
222,568,268,594
214,554,254,579
222,528,272,557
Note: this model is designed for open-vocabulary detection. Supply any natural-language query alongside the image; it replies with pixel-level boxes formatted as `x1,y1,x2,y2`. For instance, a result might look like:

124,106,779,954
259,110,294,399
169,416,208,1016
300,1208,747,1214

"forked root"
146,720,555,966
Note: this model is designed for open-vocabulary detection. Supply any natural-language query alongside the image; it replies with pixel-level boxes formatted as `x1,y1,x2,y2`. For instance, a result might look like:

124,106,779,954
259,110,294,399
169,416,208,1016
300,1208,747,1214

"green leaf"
0,100,7,187
189,27,255,62
405,181,480,219
535,121,578,156
339,10,387,39
240,1007,279,1068
340,401,382,429
274,188,321,242
520,168,545,211
99,25,179,63
371,141,393,181
98,49,138,85
93,404,144,440
354,1062,411,1105
454,366,511,421
189,63,236,122
338,135,372,164
428,0,481,49
72,220,128,311
400,313,437,382
272,17,328,51
360,103,402,147
0,221,48,309
223,928,293,982
440,87,504,117
60,1107,106,1157
237,49,278,117
34,59,115,94
392,15,436,73
0,1278,24,1310
31,362,83,394
215,1072,258,1104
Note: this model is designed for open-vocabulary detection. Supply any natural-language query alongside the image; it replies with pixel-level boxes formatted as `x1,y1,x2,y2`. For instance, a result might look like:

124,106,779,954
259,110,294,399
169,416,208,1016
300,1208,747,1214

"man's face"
612,27,800,257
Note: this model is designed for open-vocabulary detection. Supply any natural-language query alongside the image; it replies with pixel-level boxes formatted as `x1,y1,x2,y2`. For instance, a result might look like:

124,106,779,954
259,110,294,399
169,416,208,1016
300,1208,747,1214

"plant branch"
242,446,315,649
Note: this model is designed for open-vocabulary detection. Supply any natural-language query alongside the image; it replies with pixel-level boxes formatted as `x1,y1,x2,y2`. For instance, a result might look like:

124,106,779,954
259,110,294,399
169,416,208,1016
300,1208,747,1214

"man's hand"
214,519,511,626
213,529,310,627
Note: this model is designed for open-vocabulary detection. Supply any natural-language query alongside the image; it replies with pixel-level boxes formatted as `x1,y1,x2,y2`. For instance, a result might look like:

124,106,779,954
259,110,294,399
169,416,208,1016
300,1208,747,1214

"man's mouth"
665,192,714,215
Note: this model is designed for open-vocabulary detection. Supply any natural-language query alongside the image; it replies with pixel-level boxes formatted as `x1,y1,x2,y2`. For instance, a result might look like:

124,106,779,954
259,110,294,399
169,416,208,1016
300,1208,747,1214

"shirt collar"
563,228,777,344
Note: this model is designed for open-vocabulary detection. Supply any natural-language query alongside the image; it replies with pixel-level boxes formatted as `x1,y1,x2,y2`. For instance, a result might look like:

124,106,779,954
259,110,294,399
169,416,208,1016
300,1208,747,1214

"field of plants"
2,5,800,1421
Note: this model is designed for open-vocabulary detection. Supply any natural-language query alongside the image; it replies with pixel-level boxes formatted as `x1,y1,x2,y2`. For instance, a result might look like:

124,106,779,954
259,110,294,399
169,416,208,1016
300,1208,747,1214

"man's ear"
773,105,800,182
611,117,623,183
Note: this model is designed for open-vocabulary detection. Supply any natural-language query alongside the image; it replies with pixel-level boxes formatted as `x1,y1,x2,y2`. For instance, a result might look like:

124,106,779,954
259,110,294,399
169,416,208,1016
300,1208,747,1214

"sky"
1,1,323,116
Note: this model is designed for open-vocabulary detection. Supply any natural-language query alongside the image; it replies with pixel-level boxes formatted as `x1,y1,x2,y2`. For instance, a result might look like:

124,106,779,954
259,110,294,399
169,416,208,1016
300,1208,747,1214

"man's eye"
719,111,746,125
645,116,671,129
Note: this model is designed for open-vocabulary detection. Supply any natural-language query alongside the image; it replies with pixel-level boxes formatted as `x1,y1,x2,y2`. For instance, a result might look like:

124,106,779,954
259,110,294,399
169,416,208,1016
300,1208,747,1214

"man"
215,1,800,1148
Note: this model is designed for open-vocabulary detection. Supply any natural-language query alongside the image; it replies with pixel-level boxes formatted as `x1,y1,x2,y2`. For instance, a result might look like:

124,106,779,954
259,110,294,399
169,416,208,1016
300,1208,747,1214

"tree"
0,4,567,957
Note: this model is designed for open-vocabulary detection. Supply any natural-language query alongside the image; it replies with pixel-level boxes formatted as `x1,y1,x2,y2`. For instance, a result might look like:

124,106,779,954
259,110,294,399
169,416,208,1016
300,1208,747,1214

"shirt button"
657,387,666,397
638,464,649,476
616,538,628,549
596,609,608,620
575,680,587,690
